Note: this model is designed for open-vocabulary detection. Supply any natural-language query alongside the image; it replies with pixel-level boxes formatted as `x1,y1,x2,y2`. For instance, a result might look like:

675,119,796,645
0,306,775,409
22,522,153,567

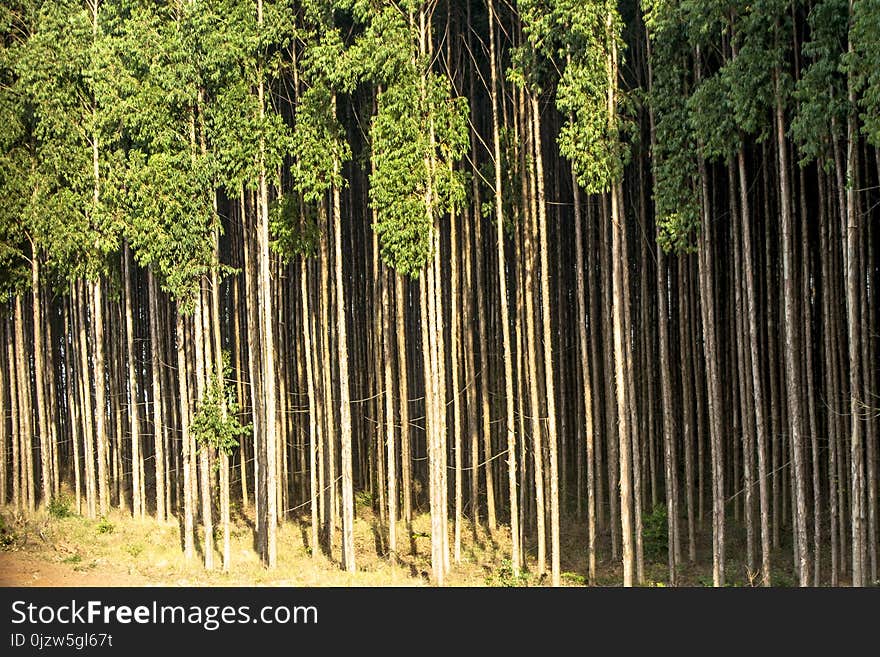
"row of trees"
0,0,877,586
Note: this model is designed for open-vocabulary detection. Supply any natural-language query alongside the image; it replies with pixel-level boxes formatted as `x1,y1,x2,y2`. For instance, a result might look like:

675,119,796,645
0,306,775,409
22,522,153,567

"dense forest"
0,0,877,587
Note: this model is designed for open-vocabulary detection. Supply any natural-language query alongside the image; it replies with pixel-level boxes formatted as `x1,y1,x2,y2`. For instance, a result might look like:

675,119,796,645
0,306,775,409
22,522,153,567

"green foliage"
270,193,321,260
642,505,669,562
553,0,632,194
561,571,586,586
849,0,880,147
362,8,469,277
646,1,790,252
0,514,16,549
0,0,120,286
48,495,73,519
96,517,114,534
291,82,350,203
771,571,795,587
355,490,374,508
645,1,700,253
486,558,533,587
203,0,295,194
124,542,144,558
791,0,848,165
191,351,251,459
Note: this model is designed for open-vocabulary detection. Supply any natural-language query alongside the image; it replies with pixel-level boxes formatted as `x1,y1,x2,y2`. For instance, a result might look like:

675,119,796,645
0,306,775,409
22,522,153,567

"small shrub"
562,572,586,586
0,515,15,548
96,517,114,534
62,554,82,565
642,505,669,562
124,543,144,558
772,572,794,588
486,559,532,587
48,496,73,519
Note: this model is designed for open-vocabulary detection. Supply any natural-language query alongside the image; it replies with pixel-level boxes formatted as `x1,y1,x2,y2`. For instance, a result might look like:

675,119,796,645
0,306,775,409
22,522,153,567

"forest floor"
0,496,801,587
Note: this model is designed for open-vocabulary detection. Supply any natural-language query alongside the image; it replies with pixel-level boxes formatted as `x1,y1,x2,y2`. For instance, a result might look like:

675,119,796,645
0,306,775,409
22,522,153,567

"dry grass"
0,498,522,587
0,493,809,587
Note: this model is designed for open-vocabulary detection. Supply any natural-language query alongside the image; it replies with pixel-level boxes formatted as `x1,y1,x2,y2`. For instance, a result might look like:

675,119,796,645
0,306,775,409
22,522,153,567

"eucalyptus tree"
292,0,357,572
355,0,468,583
514,0,632,586
6,0,130,516
553,0,631,587
848,0,880,586
645,0,702,583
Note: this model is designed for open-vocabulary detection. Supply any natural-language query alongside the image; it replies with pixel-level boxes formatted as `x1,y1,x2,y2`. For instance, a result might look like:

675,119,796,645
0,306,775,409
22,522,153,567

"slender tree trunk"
90,281,110,517
738,147,772,586
6,319,20,511
148,269,166,523
695,48,725,585
523,93,546,574
332,154,355,574
612,183,633,587
678,256,696,562
123,243,143,518
845,8,865,585
301,256,319,558
395,274,412,537
774,65,809,586
176,309,195,560
0,321,7,508
30,254,50,508
531,95,559,586
572,170,596,584
194,291,214,570
799,165,821,586
488,0,519,574
450,198,462,564
382,265,397,561
657,244,678,585
462,205,481,536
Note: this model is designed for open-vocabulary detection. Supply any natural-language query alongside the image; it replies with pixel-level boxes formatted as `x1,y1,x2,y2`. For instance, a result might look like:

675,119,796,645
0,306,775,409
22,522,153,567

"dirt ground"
0,549,152,587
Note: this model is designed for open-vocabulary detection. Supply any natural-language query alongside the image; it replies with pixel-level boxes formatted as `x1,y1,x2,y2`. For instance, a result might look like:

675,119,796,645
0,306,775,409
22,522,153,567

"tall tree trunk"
775,64,809,587
176,309,195,560
91,281,110,517
123,243,143,518
6,318,21,511
332,154,355,574
148,268,166,523
738,147,771,586
395,274,412,537
0,321,7,507
488,0,519,574
30,254,50,508
382,266,397,561
531,95,559,586
612,183,633,587
75,282,96,518
657,244,678,585
301,256,320,558
523,92,546,574
845,5,865,585
450,198,462,564
572,170,596,584
693,47,725,587
678,256,696,562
